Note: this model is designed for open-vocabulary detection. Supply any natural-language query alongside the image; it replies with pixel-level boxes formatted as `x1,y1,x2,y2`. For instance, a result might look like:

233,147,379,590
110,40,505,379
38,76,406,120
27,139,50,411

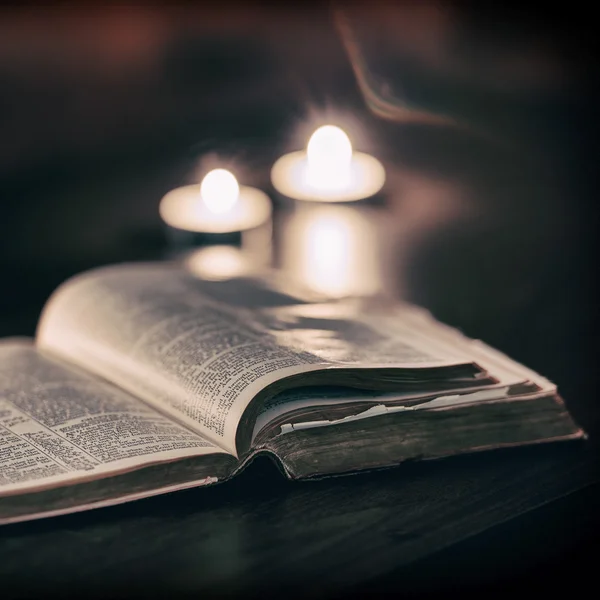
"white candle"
271,125,385,202
160,168,272,234
281,204,384,298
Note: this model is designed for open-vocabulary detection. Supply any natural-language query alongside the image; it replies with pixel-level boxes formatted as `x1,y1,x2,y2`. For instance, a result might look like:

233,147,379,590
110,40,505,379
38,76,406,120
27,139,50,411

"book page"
0,341,224,497
386,302,556,392
37,264,328,456
249,300,556,442
247,301,476,367
37,263,472,456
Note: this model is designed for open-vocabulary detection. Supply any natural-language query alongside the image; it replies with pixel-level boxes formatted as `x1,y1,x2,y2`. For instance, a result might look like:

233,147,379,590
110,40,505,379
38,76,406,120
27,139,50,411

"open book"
0,263,583,524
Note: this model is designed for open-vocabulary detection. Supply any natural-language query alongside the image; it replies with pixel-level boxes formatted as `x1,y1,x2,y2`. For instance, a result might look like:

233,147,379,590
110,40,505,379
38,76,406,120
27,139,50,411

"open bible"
0,263,583,524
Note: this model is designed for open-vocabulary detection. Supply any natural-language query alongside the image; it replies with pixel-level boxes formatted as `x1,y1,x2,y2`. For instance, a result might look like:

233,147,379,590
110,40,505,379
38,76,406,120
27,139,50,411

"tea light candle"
160,168,272,234
271,125,385,202
280,203,384,298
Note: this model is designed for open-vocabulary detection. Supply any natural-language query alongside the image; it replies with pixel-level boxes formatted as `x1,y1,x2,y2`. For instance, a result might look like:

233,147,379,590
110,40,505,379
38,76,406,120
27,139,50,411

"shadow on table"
1,441,597,598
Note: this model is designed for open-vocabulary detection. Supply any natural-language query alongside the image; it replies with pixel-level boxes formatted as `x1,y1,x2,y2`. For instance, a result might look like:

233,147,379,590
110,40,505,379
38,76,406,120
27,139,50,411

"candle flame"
305,125,353,191
200,168,239,214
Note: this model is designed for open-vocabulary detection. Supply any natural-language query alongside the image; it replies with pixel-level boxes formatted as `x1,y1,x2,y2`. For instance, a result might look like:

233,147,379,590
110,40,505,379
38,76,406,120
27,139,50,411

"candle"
160,168,272,234
271,125,385,202
280,203,387,298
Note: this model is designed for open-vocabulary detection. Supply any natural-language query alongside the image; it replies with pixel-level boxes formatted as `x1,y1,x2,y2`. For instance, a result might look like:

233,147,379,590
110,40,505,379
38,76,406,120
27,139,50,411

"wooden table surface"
1,442,598,599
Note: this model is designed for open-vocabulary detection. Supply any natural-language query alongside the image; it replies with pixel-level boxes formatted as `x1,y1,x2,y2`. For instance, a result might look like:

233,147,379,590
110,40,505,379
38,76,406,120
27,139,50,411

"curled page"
37,264,485,457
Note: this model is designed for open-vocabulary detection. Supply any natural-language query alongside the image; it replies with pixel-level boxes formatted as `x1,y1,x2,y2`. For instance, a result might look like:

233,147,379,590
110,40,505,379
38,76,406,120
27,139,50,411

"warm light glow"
307,214,351,295
200,169,239,214
307,125,353,164
160,179,272,233
284,205,382,298
305,125,353,191
271,123,385,202
185,245,249,281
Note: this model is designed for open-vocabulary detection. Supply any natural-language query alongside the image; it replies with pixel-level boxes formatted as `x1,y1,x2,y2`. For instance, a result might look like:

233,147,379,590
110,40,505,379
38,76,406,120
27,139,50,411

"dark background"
0,2,598,597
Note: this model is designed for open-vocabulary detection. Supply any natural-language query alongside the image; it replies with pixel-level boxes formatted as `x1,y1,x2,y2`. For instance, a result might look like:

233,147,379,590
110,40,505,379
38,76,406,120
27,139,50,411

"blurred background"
0,1,597,436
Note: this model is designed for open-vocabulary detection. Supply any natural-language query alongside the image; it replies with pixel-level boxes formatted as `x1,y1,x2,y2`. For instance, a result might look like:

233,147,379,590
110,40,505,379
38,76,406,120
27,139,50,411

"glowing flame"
200,169,239,214
305,125,353,191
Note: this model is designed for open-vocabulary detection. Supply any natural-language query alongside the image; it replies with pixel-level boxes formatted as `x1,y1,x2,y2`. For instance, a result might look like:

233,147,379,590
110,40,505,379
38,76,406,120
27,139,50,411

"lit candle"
271,125,385,202
280,204,385,298
160,168,272,235
159,168,273,278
